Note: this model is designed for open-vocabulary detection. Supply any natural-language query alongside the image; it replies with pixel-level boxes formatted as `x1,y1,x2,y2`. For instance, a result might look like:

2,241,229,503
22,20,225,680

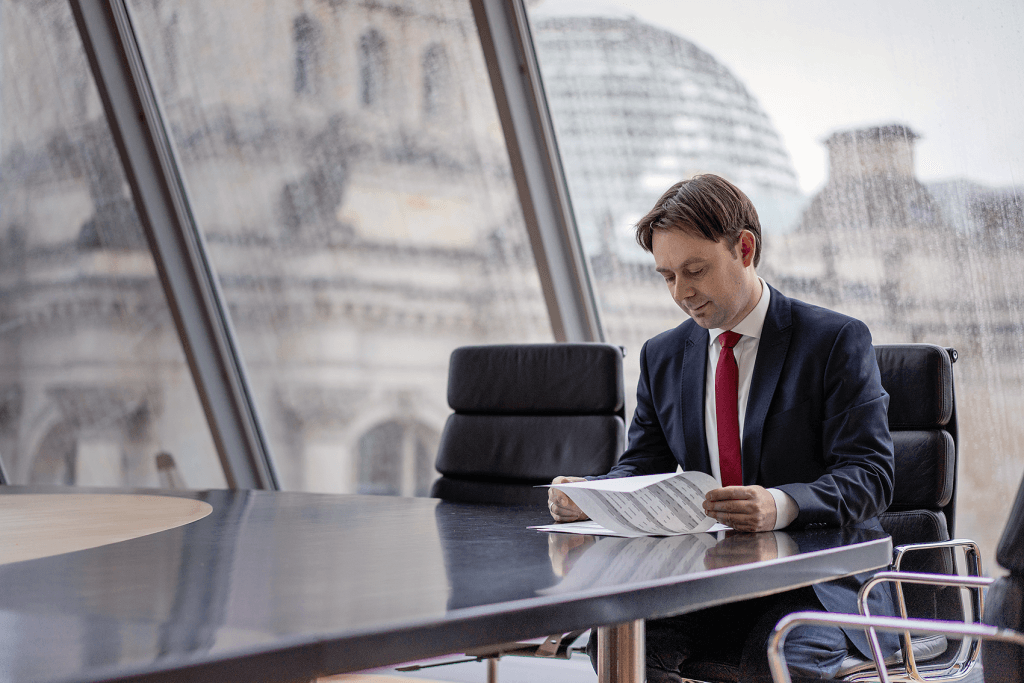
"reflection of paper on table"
539,533,719,594
535,471,724,537
532,519,729,537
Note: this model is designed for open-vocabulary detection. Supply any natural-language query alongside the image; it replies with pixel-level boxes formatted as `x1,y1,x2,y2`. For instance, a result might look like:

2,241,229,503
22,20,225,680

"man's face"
652,227,759,330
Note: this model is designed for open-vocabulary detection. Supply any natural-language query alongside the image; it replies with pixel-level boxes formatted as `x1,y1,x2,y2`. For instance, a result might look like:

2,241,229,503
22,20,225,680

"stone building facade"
770,124,1024,564
6,2,1020,571
1,0,803,496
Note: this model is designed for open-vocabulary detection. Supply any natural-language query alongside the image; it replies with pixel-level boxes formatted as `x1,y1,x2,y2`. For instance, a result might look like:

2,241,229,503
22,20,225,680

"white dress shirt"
703,277,798,530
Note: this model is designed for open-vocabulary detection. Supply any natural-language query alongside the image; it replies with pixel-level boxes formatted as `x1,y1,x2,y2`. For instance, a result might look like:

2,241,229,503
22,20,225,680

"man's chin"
687,309,719,329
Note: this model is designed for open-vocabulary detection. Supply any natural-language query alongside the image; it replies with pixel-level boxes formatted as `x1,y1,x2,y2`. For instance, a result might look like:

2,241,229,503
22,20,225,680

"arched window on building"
29,421,77,485
357,420,438,497
293,14,323,96
358,29,387,107
421,43,451,119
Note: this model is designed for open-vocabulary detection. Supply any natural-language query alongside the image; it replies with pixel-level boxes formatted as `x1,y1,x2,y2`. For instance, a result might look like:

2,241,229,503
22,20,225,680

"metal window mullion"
470,0,604,343
70,0,278,490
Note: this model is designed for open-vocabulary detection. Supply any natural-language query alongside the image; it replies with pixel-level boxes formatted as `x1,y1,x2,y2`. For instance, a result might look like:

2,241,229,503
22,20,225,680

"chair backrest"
431,343,626,505
875,343,959,536
983,472,1024,680
874,344,960,625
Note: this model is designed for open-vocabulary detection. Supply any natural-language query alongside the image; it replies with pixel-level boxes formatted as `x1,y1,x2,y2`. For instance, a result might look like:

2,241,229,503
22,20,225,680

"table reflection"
542,531,797,594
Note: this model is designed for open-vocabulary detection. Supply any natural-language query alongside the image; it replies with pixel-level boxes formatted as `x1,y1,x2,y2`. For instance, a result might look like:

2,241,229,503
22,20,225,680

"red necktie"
716,331,743,487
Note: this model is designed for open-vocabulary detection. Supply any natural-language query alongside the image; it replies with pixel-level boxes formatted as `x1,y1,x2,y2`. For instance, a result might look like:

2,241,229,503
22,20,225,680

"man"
548,175,897,680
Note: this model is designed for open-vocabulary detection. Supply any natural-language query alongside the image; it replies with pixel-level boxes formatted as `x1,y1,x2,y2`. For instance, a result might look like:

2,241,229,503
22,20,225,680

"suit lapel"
681,323,711,474
743,285,792,485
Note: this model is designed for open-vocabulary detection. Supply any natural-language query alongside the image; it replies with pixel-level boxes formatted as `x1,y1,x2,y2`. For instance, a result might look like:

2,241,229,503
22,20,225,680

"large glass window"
527,0,1024,570
126,0,552,494
0,0,224,488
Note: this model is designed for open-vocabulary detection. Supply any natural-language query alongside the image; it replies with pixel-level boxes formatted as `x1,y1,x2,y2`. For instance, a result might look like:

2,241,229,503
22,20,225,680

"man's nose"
673,281,695,301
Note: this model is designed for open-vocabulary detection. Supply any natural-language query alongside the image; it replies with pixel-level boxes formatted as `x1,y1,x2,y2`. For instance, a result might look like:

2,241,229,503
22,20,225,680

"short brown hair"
635,174,762,266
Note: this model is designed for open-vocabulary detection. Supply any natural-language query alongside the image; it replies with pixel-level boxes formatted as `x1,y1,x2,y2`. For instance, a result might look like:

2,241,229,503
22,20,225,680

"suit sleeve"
776,319,895,527
591,341,679,479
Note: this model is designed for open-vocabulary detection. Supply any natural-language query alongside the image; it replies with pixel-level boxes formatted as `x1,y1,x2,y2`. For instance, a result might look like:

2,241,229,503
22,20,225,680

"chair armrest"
768,611,1024,683
892,538,983,576
858,571,995,616
889,539,984,618
887,537,984,680
857,570,995,680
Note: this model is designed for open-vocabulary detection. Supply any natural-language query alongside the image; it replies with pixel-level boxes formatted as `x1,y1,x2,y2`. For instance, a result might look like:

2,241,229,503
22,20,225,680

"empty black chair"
418,343,625,682
431,343,626,505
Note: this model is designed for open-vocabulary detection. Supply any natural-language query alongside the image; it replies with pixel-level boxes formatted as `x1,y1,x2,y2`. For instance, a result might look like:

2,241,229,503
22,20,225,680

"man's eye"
687,268,706,278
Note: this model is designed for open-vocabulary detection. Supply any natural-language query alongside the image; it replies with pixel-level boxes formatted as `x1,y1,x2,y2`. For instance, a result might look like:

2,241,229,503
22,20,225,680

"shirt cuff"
768,488,799,530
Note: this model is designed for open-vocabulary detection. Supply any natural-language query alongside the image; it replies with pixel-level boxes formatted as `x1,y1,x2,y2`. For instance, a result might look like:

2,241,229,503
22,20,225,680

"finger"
552,497,577,511
706,500,753,515
706,486,753,502
549,500,582,518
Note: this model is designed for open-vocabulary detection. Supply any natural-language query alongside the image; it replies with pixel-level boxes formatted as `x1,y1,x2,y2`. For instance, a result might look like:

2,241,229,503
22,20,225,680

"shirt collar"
709,277,770,347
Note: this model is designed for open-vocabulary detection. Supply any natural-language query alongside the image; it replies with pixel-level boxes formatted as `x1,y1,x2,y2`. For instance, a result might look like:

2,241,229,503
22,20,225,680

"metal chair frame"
852,539,987,682
769,613,1024,683
767,538,994,683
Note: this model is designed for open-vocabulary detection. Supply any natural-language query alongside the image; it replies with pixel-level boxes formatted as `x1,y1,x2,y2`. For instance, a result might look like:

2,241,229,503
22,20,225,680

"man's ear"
739,230,756,267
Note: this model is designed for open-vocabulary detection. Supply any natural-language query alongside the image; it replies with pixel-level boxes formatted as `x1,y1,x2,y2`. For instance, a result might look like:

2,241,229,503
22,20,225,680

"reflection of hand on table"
703,530,780,570
548,476,590,522
547,533,597,576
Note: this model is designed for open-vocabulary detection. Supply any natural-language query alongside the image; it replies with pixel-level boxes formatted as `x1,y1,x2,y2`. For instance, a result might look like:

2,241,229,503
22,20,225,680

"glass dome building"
530,4,804,259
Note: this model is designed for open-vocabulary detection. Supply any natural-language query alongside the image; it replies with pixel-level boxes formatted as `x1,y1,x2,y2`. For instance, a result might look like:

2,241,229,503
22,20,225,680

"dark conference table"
0,486,893,683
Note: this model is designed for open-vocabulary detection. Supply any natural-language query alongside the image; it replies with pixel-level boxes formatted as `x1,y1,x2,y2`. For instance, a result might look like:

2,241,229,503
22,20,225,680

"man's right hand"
548,476,590,522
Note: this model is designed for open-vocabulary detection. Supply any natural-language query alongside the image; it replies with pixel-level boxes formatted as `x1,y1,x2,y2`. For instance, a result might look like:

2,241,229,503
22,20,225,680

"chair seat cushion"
446,343,624,415
889,430,955,510
875,344,953,428
835,634,948,678
436,413,623,480
879,509,950,559
430,477,551,506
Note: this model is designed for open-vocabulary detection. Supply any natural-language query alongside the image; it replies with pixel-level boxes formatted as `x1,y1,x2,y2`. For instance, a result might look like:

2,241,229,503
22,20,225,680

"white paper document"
532,471,729,537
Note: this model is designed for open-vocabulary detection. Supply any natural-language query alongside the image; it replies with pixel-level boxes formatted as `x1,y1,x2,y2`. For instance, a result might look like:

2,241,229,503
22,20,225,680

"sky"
532,0,1024,195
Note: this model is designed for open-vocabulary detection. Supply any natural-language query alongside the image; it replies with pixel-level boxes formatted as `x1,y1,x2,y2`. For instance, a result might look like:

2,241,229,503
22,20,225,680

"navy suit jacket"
603,284,897,661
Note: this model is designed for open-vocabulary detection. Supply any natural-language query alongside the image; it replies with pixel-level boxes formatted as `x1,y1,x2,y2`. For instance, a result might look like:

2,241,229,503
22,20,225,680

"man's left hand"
703,485,777,532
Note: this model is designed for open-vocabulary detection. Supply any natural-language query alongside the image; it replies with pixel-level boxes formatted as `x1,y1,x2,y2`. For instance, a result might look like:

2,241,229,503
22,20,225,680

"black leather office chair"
847,344,965,675
770,469,1024,683
418,343,625,683
677,344,963,682
820,344,981,681
431,342,626,505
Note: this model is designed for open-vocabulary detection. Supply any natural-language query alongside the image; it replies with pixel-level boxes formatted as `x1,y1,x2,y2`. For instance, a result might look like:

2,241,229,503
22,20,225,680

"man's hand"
703,485,777,532
548,476,590,522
